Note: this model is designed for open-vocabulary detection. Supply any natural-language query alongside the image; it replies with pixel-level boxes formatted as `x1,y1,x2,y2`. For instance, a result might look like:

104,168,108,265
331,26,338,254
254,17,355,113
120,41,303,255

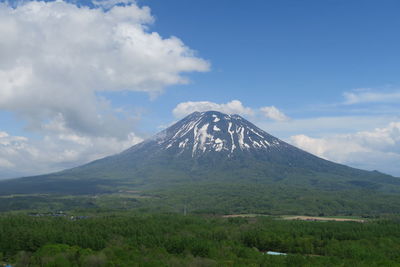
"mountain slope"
1,110,399,198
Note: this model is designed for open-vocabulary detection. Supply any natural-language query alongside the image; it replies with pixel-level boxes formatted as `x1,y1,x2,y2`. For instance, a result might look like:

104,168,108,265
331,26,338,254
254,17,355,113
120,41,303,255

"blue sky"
106,0,400,131
0,0,400,177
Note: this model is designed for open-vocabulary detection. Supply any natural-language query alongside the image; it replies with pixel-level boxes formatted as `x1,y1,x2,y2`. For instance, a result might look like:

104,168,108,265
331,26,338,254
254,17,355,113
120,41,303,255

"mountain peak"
152,110,284,157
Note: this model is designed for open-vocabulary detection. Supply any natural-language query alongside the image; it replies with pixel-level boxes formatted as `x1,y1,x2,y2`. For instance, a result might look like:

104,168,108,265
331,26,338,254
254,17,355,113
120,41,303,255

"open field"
221,214,367,222
282,215,366,223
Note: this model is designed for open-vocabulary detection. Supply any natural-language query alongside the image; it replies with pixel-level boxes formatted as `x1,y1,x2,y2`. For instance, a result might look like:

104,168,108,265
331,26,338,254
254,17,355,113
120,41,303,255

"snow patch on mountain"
154,111,285,157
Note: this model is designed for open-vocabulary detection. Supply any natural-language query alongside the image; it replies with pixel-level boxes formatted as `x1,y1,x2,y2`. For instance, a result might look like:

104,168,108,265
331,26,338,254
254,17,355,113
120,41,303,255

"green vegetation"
145,183,400,216
2,113,400,265
2,157,400,217
1,213,400,266
2,182,400,217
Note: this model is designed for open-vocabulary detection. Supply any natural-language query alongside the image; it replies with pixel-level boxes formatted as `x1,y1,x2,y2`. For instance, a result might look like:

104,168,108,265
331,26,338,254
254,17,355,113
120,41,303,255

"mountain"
1,111,400,215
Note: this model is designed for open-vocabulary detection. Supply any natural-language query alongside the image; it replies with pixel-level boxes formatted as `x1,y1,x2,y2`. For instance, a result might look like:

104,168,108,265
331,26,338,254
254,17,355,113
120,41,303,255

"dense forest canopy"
1,213,400,266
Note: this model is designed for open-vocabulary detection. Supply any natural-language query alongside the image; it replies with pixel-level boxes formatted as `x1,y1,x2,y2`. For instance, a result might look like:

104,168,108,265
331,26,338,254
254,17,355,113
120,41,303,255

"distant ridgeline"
1,111,400,215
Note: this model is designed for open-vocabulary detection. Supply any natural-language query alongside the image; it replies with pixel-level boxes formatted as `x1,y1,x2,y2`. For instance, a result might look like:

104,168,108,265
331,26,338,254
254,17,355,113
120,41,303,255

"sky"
0,0,400,178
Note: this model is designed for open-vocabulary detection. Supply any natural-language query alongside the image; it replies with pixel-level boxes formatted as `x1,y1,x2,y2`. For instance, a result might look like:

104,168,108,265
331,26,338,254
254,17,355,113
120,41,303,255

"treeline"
2,183,400,217
146,182,400,216
1,213,400,266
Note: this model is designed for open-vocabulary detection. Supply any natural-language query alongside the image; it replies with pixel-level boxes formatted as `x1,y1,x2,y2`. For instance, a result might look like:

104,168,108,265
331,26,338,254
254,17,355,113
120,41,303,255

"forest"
1,212,400,266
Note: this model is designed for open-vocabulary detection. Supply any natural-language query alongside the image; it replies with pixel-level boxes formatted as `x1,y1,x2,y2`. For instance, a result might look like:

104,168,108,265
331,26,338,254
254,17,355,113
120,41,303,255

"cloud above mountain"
0,0,208,178
173,100,290,122
173,100,255,118
0,0,209,138
260,106,290,122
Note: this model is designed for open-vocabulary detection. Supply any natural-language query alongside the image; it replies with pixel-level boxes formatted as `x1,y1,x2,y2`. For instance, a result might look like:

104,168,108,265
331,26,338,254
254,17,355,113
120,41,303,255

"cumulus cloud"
0,128,143,179
92,0,136,9
260,106,289,122
0,0,209,177
172,100,255,118
0,0,209,137
343,89,400,104
290,122,400,176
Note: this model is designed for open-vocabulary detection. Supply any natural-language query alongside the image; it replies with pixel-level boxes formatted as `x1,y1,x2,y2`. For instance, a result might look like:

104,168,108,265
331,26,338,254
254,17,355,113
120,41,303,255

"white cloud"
172,100,255,118
290,122,400,176
260,106,289,122
0,0,209,178
258,115,399,139
92,0,136,9
343,89,400,104
0,0,209,138
0,127,143,179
